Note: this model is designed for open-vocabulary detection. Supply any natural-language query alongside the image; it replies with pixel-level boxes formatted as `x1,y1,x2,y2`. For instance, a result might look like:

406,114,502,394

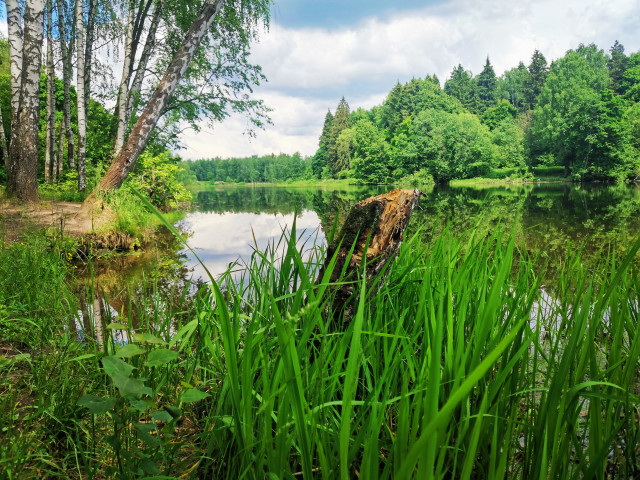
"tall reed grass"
1,208,639,479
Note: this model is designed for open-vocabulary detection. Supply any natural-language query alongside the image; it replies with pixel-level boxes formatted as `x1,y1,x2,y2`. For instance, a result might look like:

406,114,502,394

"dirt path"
0,198,87,243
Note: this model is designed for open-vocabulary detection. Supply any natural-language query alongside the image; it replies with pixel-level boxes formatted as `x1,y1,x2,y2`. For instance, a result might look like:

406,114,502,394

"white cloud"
178,0,640,160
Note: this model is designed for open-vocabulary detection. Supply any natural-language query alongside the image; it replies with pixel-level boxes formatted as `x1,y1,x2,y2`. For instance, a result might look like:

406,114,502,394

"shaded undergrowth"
1,217,640,479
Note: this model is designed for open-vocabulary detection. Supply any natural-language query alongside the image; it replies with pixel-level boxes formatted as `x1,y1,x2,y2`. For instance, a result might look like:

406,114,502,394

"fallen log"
317,188,422,327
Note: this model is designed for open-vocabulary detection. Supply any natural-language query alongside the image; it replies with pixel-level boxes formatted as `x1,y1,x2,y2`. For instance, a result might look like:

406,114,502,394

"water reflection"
79,182,640,339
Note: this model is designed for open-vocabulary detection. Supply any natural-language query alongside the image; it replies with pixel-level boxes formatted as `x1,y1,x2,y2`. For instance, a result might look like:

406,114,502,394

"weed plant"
1,212,640,478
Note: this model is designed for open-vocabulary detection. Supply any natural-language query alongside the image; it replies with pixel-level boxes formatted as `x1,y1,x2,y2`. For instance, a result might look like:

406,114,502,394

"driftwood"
317,188,422,326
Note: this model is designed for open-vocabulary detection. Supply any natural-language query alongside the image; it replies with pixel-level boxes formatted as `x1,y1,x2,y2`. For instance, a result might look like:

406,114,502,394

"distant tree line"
183,153,311,183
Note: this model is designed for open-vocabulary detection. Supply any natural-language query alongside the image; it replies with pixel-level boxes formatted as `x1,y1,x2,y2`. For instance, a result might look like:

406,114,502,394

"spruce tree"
312,109,333,178
444,64,474,111
608,40,628,95
326,97,351,177
523,49,548,109
473,57,498,113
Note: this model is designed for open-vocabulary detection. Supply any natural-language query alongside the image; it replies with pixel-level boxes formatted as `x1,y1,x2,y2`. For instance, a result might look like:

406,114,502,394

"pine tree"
312,109,333,178
444,64,474,110
473,57,498,113
523,49,548,110
608,40,628,95
326,97,351,177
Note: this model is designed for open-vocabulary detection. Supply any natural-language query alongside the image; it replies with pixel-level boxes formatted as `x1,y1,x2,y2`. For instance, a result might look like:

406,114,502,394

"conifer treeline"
186,42,640,184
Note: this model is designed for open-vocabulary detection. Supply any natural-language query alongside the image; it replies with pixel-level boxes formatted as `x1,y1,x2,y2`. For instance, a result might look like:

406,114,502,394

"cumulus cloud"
181,0,639,159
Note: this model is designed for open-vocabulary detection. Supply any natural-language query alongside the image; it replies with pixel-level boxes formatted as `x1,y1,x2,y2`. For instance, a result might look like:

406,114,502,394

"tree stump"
317,188,422,327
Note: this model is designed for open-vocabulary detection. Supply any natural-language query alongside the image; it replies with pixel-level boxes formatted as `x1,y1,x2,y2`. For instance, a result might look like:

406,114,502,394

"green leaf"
102,355,135,378
132,333,167,345
164,405,182,419
111,374,147,397
181,388,210,403
151,410,173,422
106,322,129,330
77,394,116,414
115,344,146,358
129,399,150,412
144,348,178,367
139,458,160,475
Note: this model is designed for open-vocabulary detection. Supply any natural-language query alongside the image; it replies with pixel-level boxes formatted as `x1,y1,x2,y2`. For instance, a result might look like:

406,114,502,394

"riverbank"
0,189,185,251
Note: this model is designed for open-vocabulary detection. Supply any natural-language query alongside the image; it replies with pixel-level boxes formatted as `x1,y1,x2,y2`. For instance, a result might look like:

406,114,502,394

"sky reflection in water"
180,209,325,283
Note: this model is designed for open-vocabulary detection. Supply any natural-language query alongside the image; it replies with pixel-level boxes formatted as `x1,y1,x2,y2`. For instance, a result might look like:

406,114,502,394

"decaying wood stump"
317,188,422,327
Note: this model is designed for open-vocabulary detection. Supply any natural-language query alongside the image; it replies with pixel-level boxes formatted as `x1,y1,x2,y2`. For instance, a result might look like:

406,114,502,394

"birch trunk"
58,122,65,178
76,0,87,192
6,0,23,189
126,1,162,121
84,0,97,114
56,0,75,169
45,0,57,183
0,104,8,173
82,0,226,213
113,0,136,157
7,0,45,202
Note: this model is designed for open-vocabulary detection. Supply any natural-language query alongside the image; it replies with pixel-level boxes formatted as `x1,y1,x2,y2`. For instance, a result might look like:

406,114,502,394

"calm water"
80,182,640,308
75,182,640,336
177,182,640,282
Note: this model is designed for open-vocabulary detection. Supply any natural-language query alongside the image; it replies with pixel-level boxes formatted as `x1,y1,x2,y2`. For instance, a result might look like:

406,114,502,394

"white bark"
84,0,226,202
126,1,162,121
7,0,45,201
0,104,8,173
56,0,75,169
6,0,23,120
76,0,87,191
113,0,136,157
45,0,57,183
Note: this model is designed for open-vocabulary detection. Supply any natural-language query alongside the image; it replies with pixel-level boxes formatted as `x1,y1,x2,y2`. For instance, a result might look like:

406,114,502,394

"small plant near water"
1,204,640,478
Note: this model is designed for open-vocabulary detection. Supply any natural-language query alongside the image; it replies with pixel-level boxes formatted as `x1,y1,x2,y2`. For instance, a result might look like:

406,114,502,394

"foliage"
528,44,640,180
3,213,640,478
130,152,192,211
185,152,311,183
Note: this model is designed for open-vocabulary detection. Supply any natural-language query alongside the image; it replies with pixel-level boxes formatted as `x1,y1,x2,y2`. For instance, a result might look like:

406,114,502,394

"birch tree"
76,0,87,191
56,0,75,169
45,0,57,183
113,0,136,156
6,0,45,201
81,0,270,213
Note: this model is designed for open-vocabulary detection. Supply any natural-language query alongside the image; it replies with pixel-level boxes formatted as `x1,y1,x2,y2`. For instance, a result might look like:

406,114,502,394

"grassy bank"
1,219,640,478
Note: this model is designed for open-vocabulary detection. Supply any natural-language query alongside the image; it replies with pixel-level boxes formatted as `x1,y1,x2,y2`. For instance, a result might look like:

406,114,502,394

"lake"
78,181,640,328
177,182,640,283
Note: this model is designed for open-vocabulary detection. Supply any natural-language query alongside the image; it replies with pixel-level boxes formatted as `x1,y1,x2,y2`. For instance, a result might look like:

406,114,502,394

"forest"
0,0,270,208
186,42,640,185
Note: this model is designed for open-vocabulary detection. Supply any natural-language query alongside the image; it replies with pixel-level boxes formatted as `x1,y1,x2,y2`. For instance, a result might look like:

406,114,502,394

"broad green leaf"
151,410,173,422
139,458,160,475
102,355,135,378
164,405,182,419
129,399,150,412
106,322,128,330
144,348,178,367
134,422,155,433
111,374,147,396
115,344,146,358
169,319,198,350
132,333,167,345
66,353,97,363
181,388,210,403
77,394,116,414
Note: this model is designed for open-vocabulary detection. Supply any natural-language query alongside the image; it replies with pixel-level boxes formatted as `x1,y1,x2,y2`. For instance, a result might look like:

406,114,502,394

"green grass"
1,213,640,478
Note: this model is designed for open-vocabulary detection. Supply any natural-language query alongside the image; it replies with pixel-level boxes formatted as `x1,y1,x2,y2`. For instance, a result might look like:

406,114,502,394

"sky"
181,0,640,160
3,0,639,160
